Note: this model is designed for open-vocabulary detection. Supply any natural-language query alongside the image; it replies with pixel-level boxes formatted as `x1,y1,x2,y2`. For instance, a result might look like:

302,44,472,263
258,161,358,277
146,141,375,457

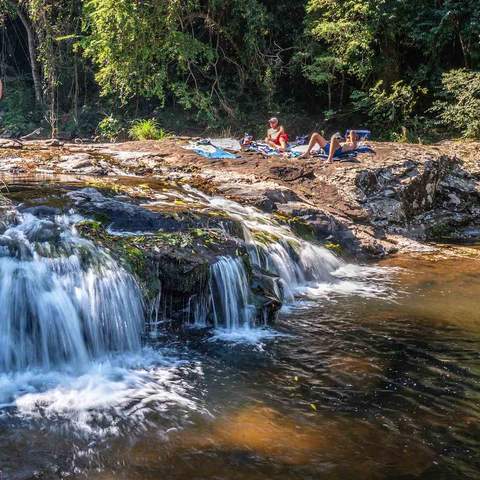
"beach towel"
193,148,238,159
346,129,371,140
243,142,282,156
183,140,239,159
209,138,242,152
312,145,376,161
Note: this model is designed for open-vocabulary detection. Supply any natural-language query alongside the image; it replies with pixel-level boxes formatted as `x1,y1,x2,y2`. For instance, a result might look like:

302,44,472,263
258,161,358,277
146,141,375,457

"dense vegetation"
0,0,479,140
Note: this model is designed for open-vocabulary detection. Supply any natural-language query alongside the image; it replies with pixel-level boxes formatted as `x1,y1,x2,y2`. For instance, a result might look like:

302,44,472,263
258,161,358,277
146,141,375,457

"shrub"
128,119,170,141
430,69,480,139
0,80,40,136
97,115,122,141
351,80,426,139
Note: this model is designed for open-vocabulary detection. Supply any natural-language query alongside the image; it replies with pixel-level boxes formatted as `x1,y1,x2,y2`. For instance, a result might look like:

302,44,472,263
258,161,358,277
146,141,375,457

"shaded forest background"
0,0,479,141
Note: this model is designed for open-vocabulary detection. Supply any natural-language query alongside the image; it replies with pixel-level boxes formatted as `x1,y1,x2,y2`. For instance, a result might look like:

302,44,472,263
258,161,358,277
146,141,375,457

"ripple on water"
0,348,203,437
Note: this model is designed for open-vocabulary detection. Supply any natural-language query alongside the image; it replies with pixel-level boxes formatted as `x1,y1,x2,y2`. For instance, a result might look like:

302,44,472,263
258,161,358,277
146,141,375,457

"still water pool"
0,246,478,480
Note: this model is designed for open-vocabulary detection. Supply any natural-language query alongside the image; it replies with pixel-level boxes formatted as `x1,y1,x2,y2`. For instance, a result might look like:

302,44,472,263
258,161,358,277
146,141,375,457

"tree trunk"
339,72,345,109
327,82,332,111
8,1,43,103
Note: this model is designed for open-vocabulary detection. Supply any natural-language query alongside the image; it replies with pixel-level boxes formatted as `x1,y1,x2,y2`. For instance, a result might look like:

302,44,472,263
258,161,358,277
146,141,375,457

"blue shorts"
324,143,343,158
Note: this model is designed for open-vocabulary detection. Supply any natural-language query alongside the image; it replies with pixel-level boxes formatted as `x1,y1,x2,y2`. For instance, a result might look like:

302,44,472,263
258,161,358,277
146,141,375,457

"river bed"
0,178,479,480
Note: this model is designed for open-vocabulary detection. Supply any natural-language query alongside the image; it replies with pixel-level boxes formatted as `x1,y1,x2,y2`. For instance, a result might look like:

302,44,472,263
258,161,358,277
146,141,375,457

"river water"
0,179,479,480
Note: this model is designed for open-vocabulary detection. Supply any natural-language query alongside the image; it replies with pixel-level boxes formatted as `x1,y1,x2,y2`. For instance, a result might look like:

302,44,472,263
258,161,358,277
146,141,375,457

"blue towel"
193,148,238,159
245,142,281,156
312,145,375,160
345,129,371,140
355,145,375,154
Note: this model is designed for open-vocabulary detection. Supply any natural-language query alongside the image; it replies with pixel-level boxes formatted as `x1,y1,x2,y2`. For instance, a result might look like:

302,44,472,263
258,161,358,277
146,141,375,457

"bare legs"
265,138,287,152
300,133,342,162
326,135,341,163
299,133,327,158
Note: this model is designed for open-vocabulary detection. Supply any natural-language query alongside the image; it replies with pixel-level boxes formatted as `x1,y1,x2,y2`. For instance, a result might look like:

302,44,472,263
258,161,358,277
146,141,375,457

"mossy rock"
324,242,343,254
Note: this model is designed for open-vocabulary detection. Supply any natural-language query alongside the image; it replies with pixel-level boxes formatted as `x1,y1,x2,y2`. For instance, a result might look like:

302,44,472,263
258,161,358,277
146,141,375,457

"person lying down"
299,130,359,162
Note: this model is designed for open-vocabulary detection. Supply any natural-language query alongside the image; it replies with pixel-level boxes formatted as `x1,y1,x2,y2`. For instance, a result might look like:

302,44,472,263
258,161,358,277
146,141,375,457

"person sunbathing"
265,117,289,152
299,130,359,162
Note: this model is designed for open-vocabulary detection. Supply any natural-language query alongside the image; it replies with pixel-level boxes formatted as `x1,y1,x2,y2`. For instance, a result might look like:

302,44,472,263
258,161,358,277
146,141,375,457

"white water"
146,186,392,331
0,213,144,372
0,348,200,435
209,257,256,329
0,212,199,431
0,187,394,434
188,191,342,298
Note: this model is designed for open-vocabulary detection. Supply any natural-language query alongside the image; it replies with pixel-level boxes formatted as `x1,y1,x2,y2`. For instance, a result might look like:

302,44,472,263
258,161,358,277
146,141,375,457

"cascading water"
151,186,345,331
243,228,341,302
180,189,343,304
209,257,256,329
0,212,144,372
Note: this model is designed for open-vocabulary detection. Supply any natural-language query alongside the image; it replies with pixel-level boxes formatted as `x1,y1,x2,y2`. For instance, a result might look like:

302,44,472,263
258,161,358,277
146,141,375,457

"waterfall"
249,238,341,302
205,196,342,301
209,257,256,329
0,213,144,372
161,187,346,330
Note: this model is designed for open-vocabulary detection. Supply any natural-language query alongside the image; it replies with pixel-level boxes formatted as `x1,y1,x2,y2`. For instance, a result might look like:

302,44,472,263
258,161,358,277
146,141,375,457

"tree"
431,69,480,139
2,0,42,103
81,0,274,119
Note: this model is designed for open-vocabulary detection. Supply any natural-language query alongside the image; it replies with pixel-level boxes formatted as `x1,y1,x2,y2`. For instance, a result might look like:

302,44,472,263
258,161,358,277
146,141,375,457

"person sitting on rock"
299,130,359,162
265,117,289,152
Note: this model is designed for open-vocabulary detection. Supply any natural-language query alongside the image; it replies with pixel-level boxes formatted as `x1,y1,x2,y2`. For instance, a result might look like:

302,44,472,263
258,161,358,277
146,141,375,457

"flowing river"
0,177,478,480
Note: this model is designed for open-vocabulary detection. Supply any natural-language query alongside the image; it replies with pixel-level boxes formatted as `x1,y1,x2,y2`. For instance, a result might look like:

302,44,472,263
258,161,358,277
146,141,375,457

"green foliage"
351,81,427,138
81,0,273,119
324,242,343,254
128,119,169,141
305,0,376,81
0,80,40,135
97,115,123,141
2,0,480,139
430,69,480,139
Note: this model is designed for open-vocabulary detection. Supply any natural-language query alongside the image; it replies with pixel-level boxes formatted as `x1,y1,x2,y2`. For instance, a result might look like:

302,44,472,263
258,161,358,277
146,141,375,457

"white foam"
209,326,290,346
0,349,200,436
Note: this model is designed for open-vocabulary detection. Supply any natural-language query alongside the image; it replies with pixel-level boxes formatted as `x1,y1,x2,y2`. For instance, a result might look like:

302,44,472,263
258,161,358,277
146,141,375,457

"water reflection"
0,233,479,479
119,405,434,479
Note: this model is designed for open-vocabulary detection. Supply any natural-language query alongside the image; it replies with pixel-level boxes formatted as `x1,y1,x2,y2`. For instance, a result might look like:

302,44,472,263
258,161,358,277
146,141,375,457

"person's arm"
277,126,285,139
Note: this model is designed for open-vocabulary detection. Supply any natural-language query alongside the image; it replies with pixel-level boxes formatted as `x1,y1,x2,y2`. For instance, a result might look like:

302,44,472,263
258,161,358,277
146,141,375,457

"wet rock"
77,220,278,328
68,188,176,232
250,267,282,321
21,206,61,218
22,219,61,242
217,182,301,212
57,153,107,175
68,187,245,237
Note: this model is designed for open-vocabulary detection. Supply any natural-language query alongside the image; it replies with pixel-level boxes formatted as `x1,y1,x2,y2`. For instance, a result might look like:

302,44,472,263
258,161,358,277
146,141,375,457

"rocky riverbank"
0,138,479,258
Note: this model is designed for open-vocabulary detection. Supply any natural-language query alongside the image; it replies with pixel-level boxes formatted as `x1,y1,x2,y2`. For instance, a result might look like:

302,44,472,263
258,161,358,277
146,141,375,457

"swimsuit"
272,133,289,146
324,142,343,158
